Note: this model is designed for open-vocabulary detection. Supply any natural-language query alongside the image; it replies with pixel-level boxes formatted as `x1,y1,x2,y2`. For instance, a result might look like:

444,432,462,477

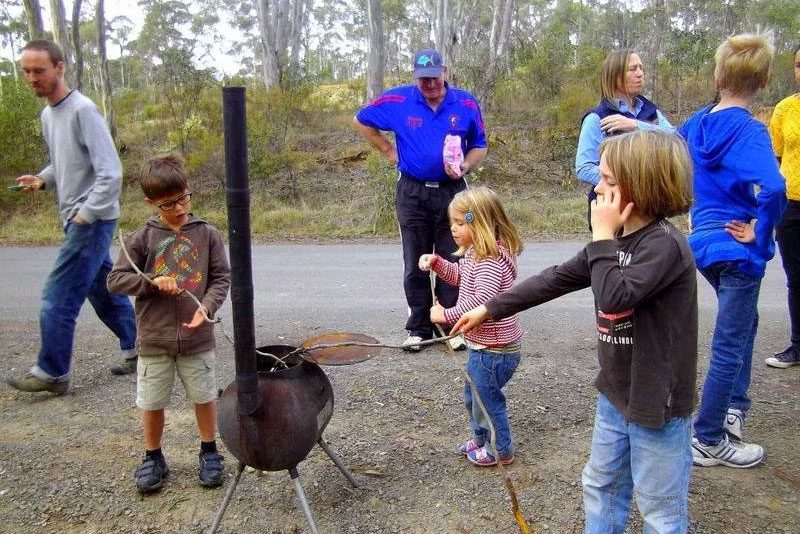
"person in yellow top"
767,44,800,368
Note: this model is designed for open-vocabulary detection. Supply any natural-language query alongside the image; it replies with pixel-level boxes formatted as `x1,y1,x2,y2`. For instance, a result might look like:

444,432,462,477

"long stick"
430,271,530,534
117,231,219,324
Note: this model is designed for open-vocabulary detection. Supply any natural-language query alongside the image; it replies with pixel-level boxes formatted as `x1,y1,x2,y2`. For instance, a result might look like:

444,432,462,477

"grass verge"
1,178,600,244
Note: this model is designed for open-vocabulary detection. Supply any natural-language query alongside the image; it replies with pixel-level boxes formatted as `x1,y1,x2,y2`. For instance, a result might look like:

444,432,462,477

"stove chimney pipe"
222,87,259,417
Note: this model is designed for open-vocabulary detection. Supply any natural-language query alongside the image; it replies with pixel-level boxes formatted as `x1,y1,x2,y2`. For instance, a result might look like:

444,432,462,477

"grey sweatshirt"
38,90,122,225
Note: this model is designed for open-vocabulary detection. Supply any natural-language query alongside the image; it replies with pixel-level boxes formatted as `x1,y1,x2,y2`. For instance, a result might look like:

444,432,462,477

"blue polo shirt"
356,83,487,182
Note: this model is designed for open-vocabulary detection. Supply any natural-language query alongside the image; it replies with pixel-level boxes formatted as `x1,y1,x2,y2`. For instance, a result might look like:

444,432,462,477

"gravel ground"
1,243,799,533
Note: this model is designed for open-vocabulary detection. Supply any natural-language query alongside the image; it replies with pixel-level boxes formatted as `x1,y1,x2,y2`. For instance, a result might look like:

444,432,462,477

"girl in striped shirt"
418,187,523,466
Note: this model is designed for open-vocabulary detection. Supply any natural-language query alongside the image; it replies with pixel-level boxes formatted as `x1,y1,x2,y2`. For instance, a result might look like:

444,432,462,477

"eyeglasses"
157,191,192,211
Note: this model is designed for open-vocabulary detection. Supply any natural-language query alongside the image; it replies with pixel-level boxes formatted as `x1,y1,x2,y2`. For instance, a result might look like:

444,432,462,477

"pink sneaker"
467,446,514,467
458,438,482,456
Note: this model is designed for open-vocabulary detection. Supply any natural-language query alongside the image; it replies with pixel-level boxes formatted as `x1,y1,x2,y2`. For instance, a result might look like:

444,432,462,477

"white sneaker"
447,335,466,351
724,408,744,442
402,335,424,352
691,434,764,468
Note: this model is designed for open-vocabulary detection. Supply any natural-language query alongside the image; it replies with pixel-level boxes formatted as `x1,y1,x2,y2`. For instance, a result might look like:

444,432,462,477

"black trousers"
396,174,466,338
776,199,800,347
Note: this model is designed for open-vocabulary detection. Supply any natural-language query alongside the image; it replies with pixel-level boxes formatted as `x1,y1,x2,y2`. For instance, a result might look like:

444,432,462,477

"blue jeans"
464,348,521,457
693,261,761,445
32,219,136,381
583,394,692,534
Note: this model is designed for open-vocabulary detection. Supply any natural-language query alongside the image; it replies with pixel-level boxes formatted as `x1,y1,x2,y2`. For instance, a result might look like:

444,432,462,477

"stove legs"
207,441,359,534
317,438,360,488
290,466,319,534
207,461,245,534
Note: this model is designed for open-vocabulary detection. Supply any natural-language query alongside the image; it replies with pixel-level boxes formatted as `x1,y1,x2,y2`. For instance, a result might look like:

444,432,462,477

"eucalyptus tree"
22,0,44,40
108,16,133,89
47,0,74,85
365,0,384,100
71,0,83,89
96,0,117,143
0,2,26,85
254,0,313,87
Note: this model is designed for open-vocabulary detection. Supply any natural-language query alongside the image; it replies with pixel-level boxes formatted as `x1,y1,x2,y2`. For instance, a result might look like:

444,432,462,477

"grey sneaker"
691,434,764,468
111,356,138,376
765,346,800,368
724,408,744,442
6,373,69,395
402,335,424,352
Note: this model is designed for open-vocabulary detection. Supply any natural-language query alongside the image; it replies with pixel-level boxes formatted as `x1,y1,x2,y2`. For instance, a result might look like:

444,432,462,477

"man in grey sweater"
7,40,137,395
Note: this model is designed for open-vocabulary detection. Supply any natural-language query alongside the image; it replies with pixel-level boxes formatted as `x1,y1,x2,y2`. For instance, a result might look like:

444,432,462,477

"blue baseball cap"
413,48,444,79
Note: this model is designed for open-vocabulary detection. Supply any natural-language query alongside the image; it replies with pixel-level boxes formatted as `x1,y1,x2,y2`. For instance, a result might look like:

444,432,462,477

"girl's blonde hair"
600,49,636,102
449,187,522,260
598,130,693,218
714,33,773,96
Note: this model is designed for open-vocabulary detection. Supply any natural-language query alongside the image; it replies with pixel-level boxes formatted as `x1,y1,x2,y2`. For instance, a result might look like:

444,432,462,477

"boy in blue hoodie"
680,33,786,469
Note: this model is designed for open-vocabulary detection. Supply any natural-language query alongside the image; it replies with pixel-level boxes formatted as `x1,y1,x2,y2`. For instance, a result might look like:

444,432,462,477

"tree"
47,0,74,86
255,0,280,87
71,0,83,90
365,0,384,101
251,0,313,87
108,16,133,89
96,0,117,143
22,0,44,40
133,0,194,87
0,2,26,86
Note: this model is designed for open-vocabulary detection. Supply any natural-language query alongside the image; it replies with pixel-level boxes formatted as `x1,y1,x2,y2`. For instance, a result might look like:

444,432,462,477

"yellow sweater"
769,94,800,201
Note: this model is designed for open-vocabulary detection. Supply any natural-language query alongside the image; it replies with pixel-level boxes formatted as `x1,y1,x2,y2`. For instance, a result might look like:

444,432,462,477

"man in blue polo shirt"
353,48,488,351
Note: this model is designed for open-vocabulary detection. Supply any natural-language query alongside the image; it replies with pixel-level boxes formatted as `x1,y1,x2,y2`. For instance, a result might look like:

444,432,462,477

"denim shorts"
136,350,217,410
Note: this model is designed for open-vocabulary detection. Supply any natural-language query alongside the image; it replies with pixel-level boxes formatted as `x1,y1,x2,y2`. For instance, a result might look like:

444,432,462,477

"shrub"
0,79,47,174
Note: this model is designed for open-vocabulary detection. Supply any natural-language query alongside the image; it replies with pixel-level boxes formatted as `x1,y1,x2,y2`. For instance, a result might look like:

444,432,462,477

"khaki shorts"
136,350,217,410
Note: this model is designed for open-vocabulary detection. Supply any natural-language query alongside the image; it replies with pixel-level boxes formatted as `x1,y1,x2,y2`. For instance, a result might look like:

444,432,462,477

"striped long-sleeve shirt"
431,244,523,347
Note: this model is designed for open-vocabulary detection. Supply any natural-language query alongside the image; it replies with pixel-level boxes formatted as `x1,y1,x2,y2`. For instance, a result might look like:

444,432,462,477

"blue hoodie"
679,106,786,277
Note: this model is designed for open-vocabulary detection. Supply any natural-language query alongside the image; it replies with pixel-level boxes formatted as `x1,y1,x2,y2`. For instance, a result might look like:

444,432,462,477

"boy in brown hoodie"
107,154,230,493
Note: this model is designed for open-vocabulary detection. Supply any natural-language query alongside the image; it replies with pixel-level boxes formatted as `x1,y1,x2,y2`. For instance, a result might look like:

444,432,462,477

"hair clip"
464,212,474,223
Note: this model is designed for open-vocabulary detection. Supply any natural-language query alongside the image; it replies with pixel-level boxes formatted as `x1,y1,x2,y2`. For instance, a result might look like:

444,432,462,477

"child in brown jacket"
108,153,230,493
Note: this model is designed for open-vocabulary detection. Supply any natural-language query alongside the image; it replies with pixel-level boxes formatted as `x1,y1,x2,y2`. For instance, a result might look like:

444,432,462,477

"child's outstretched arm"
452,252,592,333
451,305,489,333
419,253,460,286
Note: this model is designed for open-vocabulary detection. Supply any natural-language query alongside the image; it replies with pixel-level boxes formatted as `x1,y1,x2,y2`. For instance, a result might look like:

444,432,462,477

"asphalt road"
0,240,789,352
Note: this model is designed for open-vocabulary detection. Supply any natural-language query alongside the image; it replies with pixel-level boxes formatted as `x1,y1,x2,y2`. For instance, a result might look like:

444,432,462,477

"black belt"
400,171,462,188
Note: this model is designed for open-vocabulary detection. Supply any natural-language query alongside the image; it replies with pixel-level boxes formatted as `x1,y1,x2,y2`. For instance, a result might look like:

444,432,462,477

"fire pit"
208,88,359,534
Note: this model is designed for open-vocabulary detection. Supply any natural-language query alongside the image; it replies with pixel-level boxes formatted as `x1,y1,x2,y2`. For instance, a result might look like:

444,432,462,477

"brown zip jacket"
107,214,231,357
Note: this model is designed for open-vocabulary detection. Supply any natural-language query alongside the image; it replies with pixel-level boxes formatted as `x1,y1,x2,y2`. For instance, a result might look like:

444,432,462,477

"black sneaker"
135,456,169,493
765,346,800,368
198,451,224,487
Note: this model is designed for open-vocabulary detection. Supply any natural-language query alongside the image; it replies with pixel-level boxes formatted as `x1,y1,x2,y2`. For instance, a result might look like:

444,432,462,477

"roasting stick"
430,271,531,534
